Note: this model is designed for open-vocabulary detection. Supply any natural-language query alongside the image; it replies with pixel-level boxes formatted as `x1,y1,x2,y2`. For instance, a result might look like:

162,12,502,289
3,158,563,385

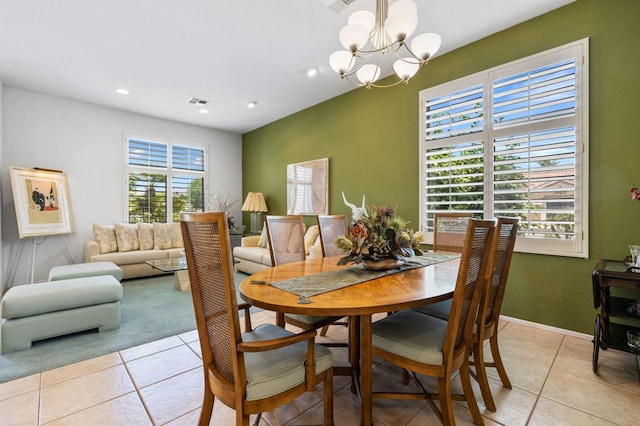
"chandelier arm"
402,42,429,62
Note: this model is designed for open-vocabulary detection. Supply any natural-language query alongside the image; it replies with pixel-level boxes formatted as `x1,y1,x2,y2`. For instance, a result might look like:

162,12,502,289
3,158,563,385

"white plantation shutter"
419,39,588,257
424,142,484,232
127,138,206,223
424,85,484,140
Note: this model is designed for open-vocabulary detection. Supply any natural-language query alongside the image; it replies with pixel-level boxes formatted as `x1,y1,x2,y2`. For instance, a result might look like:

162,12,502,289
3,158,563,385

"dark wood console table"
591,259,640,372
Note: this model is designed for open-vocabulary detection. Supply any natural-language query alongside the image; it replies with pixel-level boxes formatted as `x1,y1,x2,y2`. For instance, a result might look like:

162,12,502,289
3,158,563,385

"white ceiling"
0,0,575,134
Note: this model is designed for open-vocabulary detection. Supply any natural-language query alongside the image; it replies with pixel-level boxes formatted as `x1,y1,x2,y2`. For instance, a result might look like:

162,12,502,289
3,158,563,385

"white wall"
1,87,242,288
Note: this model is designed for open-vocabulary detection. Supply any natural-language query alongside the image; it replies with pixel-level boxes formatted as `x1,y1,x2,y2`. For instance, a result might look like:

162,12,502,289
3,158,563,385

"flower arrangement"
334,205,423,266
632,186,640,201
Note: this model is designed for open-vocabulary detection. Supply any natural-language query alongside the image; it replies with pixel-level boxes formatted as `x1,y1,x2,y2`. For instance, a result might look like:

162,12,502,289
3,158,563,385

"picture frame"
287,158,329,215
10,166,74,238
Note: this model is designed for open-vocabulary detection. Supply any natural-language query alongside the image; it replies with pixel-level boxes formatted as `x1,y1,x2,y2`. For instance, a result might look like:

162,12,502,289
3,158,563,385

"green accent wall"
242,0,640,334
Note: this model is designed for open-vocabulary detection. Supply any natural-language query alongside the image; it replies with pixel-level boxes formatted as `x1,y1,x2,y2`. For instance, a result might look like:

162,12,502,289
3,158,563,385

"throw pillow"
93,224,118,254
153,223,173,250
137,223,154,250
170,222,184,248
114,223,139,252
304,224,319,255
258,225,268,248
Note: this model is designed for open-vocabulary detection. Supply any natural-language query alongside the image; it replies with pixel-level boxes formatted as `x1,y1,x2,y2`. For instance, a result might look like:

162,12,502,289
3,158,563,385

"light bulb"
329,50,354,75
385,12,418,42
388,0,417,17
410,33,442,60
393,59,420,81
339,23,370,51
348,10,375,33
356,64,381,86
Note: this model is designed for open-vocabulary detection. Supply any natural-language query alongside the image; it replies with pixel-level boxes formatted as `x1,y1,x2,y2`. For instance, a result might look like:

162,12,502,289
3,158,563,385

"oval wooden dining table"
240,255,460,426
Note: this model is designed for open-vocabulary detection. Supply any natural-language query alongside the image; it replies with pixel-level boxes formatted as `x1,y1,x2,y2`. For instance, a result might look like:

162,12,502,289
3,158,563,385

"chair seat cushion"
372,309,448,365
241,324,332,401
412,299,451,320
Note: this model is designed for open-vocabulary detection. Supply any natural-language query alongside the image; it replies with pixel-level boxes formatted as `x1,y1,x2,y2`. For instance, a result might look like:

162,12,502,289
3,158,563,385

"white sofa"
233,224,322,275
84,223,185,279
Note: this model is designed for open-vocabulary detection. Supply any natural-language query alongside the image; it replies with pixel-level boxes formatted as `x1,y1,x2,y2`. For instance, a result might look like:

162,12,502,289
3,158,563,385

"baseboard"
500,315,592,341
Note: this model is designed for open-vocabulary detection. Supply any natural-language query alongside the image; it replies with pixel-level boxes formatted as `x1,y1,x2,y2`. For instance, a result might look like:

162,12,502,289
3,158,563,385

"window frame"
125,136,207,223
419,38,589,258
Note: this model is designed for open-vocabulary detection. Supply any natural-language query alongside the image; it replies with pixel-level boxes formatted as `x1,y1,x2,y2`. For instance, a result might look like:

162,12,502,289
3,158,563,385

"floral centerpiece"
334,205,423,267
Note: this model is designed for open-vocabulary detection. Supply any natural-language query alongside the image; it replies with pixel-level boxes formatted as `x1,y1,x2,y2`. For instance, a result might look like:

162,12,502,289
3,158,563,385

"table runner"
270,253,460,302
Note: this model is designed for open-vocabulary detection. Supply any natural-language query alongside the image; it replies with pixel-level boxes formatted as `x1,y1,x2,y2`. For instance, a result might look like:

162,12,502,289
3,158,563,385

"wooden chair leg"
473,341,496,412
324,369,334,425
401,368,410,385
460,360,484,425
276,312,285,328
320,325,330,336
238,411,250,426
198,383,214,426
437,376,456,426
489,333,512,389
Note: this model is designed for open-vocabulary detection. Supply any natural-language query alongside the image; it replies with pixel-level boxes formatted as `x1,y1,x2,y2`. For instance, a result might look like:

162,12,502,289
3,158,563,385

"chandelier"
329,0,441,89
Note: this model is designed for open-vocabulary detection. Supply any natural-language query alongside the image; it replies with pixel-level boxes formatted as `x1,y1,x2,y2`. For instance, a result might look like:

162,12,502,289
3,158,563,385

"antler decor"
342,191,368,221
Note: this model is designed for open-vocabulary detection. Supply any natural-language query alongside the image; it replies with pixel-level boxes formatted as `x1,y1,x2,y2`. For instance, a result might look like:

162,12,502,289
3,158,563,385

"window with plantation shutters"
419,39,589,258
127,138,205,223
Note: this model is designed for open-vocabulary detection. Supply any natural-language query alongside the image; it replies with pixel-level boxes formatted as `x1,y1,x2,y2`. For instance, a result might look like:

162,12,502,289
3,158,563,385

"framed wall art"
287,158,328,215
10,166,74,238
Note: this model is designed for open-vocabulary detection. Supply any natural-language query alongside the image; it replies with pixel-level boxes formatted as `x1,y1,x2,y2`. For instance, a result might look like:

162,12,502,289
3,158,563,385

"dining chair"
317,214,348,257
415,217,519,412
433,212,474,253
316,214,350,337
370,218,496,425
180,212,333,426
265,215,343,334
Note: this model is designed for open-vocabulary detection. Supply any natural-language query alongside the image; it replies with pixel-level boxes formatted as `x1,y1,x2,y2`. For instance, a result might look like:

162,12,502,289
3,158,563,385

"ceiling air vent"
318,0,356,13
187,97,209,105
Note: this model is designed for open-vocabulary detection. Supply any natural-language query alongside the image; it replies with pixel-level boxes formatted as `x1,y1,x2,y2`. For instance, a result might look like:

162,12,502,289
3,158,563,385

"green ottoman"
48,261,123,281
0,275,123,354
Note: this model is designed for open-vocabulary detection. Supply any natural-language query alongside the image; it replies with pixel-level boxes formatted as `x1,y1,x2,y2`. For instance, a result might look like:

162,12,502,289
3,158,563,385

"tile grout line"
119,349,157,426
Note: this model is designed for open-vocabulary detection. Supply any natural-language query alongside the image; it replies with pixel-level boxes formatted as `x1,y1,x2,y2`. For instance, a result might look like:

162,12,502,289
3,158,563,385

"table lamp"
241,192,268,234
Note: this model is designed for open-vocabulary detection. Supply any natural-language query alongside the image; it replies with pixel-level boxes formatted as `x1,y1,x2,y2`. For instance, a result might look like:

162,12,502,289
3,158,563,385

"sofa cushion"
153,223,174,249
93,224,118,254
170,222,184,248
167,248,186,258
1,276,123,320
90,249,169,265
137,223,154,250
234,246,270,264
114,223,140,252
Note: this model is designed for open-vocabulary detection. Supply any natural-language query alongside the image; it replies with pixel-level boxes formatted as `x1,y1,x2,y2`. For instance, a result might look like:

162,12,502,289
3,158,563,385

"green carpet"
0,272,250,384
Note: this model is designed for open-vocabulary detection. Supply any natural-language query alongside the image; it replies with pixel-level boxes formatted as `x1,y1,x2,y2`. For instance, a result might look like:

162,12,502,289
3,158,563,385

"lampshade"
241,192,268,212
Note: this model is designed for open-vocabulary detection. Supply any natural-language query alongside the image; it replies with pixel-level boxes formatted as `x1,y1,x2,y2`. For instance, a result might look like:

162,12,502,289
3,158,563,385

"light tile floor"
1,311,639,425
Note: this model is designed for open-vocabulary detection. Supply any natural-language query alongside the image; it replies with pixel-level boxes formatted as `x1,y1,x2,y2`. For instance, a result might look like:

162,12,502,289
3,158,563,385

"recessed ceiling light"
116,88,129,95
306,67,319,77
199,109,209,114
247,101,257,108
